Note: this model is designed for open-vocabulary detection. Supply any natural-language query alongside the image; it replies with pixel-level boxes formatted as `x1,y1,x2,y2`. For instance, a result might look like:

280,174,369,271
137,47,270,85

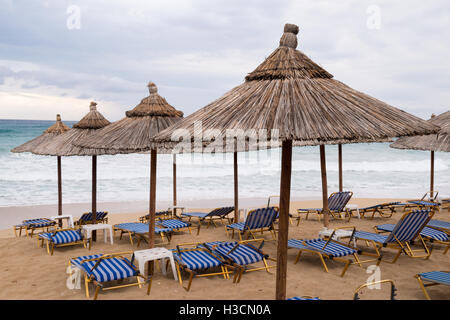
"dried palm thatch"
152,23,440,301
32,102,111,156
74,82,183,154
11,114,70,153
390,110,450,152
154,24,438,148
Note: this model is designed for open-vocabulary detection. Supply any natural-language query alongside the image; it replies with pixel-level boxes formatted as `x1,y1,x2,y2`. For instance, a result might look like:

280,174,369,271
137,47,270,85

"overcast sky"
0,0,449,122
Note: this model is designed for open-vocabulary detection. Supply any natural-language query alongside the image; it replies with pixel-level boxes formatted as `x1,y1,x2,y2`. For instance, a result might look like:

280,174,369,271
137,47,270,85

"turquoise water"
0,119,449,207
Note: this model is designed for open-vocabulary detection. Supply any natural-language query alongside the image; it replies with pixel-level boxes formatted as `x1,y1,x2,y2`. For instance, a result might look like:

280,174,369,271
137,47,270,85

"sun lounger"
226,207,278,241
427,219,450,232
288,228,362,277
139,210,171,223
355,202,402,219
158,218,192,234
415,271,450,300
75,211,108,225
376,223,449,254
38,228,89,255
182,207,235,234
204,239,276,283
70,252,150,299
14,218,56,237
295,191,353,224
113,222,173,246
172,242,231,291
353,210,434,263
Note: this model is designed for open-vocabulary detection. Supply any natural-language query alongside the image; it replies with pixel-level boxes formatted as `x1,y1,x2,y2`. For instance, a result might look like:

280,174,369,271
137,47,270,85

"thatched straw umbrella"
11,114,70,220
74,82,183,248
32,102,111,236
153,23,439,299
390,110,450,197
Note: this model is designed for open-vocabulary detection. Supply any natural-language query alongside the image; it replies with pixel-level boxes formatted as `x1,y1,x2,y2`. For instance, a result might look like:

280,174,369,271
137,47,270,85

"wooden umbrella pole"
430,151,434,198
149,149,157,248
173,154,177,207
275,139,292,300
320,145,330,228
92,155,97,241
234,151,239,223
338,144,343,192
57,156,62,227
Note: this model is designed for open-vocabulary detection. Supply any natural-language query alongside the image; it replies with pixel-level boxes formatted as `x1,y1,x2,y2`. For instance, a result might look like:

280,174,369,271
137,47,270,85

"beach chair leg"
197,223,201,236
294,251,302,264
353,254,363,267
46,241,50,255
263,258,270,273
50,243,55,256
136,276,142,289
340,260,351,277
176,264,183,286
84,275,90,298
236,268,244,283
129,233,134,246
93,285,100,300
296,216,301,226
184,271,195,291
416,276,431,300
221,266,229,279
444,244,449,255
317,253,329,273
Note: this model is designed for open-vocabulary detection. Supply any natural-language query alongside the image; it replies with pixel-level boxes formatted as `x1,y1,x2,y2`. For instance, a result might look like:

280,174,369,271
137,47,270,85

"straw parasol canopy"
33,102,111,156
11,114,71,218
390,111,450,152
75,82,183,154
153,23,439,300
11,114,70,153
32,102,110,235
74,82,184,248
390,110,449,197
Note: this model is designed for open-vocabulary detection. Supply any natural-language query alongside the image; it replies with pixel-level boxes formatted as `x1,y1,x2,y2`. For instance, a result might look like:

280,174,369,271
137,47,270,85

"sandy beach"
0,197,448,300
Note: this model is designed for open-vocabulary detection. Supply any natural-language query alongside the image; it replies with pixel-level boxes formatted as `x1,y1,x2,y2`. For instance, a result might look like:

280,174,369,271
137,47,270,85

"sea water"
0,119,449,207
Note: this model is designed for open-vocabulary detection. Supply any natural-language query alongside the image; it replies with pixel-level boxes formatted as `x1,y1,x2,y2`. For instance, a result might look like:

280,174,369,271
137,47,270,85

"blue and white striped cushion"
354,231,389,243
245,207,278,229
328,192,352,211
159,219,190,230
288,239,356,257
288,296,320,300
226,222,246,231
70,254,104,268
408,201,439,207
81,257,138,282
418,271,450,285
39,229,83,244
385,210,430,242
115,222,171,234
427,220,450,231
173,250,223,270
182,212,209,218
23,218,55,228
377,224,448,242
213,242,264,265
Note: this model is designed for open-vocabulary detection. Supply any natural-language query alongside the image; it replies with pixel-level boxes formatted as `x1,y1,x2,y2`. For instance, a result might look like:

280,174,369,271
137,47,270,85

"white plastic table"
168,206,186,218
345,204,360,219
318,228,356,246
49,214,74,228
81,224,114,244
134,248,178,281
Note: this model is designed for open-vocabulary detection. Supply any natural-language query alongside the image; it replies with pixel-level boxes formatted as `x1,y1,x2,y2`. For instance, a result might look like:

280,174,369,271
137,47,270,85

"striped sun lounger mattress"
39,229,83,244
376,224,449,242
114,222,172,234
172,249,223,271
15,218,56,228
287,239,357,257
79,257,138,282
427,220,450,231
418,271,450,286
208,242,265,265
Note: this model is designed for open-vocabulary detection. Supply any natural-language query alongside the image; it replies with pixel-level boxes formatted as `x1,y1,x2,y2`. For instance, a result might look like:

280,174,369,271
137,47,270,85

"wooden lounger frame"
292,227,363,277
353,279,397,300
415,271,449,300
174,242,232,291
70,251,151,300
38,228,90,256
207,239,276,284
355,210,435,264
